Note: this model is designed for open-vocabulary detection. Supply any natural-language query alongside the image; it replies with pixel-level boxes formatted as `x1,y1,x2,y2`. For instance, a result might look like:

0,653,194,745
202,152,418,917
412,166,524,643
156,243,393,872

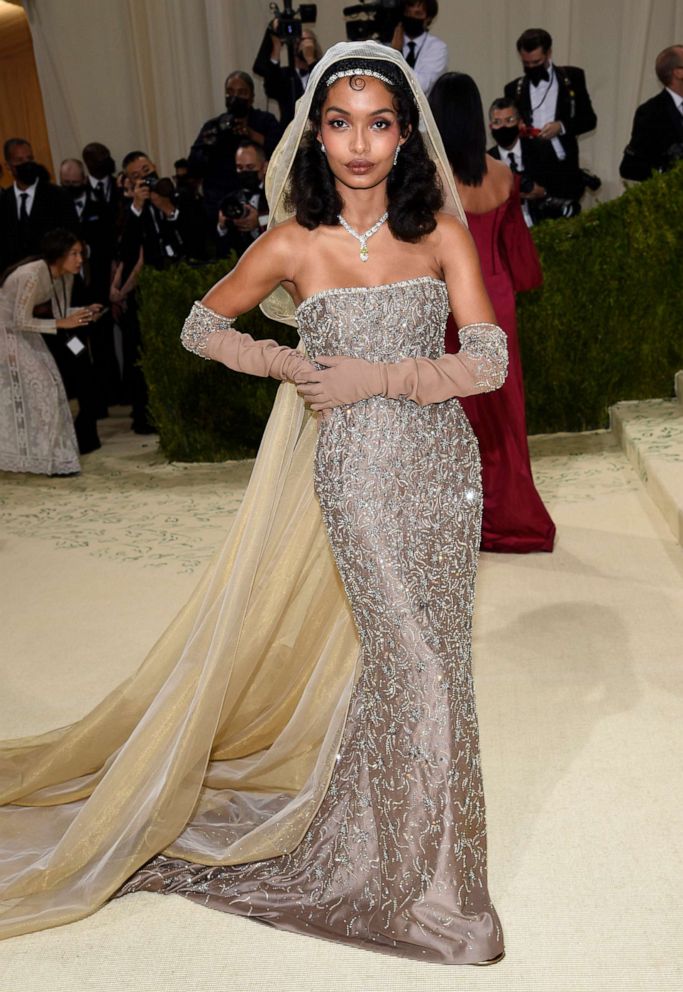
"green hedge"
138,164,683,460
138,259,297,461
518,161,683,434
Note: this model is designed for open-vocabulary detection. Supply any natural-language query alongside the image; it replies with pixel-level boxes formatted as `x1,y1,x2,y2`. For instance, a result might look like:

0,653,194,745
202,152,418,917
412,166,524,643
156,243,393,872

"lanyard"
48,269,69,318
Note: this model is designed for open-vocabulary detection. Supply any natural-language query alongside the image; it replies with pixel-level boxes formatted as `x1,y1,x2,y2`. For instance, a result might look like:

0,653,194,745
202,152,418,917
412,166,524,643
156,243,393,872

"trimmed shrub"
518,161,683,434
137,259,297,461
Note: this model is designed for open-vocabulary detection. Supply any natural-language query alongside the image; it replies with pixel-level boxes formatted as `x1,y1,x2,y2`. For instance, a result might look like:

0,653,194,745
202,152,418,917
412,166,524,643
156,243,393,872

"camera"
220,190,250,221
269,2,317,41
343,0,401,43
519,173,536,196
141,176,175,199
579,168,602,192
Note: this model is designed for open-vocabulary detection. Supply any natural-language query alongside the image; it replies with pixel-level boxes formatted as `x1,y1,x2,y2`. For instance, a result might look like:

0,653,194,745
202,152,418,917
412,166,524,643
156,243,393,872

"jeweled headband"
325,68,393,87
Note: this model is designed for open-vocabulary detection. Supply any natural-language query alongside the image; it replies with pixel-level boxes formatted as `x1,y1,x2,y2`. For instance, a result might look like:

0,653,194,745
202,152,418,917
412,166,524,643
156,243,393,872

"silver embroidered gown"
118,277,504,965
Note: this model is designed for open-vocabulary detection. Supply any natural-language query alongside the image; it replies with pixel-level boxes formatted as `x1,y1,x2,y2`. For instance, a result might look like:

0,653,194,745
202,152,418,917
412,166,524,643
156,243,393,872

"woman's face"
59,242,85,275
318,76,406,190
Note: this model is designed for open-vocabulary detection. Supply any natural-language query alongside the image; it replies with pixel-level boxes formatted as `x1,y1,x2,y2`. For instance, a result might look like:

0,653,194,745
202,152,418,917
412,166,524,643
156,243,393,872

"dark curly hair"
286,58,443,243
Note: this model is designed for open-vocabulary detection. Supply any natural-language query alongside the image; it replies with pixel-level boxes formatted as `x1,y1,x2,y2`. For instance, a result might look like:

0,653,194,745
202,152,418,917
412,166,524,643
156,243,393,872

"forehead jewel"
325,68,393,87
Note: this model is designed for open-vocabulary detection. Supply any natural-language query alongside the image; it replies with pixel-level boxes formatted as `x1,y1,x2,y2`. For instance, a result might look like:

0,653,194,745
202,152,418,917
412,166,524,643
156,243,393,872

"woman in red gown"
430,73,555,553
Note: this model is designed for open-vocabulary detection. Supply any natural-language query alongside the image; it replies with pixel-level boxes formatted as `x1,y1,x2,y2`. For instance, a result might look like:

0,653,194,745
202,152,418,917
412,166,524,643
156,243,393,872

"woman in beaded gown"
0,44,507,966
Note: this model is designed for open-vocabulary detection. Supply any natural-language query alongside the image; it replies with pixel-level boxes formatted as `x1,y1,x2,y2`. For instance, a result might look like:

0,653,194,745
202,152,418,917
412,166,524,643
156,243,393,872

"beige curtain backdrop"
0,0,52,185
21,0,683,199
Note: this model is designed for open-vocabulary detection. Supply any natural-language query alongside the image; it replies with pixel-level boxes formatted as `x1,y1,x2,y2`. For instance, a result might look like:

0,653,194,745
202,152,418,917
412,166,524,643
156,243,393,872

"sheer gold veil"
0,40,463,942
261,39,466,325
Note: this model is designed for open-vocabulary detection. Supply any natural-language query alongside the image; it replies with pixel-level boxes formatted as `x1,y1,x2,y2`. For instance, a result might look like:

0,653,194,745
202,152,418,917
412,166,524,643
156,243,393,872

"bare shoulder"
486,156,513,183
255,217,309,272
430,211,477,262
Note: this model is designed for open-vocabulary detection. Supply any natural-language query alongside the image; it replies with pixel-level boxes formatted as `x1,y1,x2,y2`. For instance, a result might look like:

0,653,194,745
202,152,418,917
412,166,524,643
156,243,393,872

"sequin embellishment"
118,279,504,965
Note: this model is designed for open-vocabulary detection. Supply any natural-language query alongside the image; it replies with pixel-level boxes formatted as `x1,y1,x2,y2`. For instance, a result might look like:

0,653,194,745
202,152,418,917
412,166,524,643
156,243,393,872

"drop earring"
393,145,401,166
320,142,327,155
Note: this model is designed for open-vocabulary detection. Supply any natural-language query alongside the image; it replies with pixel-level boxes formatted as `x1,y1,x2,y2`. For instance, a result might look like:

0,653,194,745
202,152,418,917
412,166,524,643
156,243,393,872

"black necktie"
508,152,519,172
94,180,105,202
19,192,30,223
406,41,416,68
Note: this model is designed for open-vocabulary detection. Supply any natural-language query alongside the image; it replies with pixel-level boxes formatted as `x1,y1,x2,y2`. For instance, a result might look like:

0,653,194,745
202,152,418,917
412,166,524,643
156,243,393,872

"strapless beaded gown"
118,278,504,965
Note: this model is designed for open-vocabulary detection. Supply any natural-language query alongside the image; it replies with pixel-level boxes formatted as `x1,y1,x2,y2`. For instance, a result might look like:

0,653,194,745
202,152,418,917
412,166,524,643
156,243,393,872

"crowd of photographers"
0,0,681,447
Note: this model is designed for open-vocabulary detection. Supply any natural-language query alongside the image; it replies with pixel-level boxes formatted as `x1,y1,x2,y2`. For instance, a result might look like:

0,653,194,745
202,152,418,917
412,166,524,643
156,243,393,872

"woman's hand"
295,355,386,411
57,308,94,330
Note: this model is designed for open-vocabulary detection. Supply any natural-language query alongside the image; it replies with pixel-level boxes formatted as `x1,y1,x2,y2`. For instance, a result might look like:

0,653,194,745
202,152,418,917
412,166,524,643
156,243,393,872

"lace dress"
0,259,80,475
118,278,504,965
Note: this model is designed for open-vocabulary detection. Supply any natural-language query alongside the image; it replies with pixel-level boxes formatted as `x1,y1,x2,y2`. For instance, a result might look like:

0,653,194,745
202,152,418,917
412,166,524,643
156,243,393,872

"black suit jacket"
79,181,123,299
488,137,584,200
0,180,79,274
504,65,597,167
619,89,683,181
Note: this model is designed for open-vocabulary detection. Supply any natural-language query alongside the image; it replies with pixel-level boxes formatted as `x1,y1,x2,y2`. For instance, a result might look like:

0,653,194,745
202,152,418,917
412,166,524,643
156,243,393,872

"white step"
610,377,683,545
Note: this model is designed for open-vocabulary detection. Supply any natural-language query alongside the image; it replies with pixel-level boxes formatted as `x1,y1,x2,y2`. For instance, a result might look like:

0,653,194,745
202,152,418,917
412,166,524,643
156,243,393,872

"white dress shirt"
499,138,525,172
13,180,38,217
497,140,532,226
666,86,683,115
72,193,87,220
528,61,566,160
402,31,448,96
88,174,112,202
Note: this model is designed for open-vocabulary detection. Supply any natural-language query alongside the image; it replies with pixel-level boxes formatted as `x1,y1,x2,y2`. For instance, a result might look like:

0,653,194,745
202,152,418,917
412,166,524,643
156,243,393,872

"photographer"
253,23,322,125
119,151,207,269
487,97,585,224
188,71,283,221
216,141,269,258
115,151,208,433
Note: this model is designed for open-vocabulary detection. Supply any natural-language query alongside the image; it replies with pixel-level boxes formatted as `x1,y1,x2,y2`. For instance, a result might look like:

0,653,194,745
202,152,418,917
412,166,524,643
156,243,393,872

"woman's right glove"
181,300,316,384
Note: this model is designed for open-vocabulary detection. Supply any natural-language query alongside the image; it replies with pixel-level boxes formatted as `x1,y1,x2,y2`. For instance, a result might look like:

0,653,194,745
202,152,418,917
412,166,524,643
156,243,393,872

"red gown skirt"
445,189,555,553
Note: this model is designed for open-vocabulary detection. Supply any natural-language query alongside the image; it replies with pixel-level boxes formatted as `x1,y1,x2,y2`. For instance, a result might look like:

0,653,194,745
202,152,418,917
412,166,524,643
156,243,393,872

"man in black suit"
253,24,322,125
487,97,585,224
0,138,78,274
216,140,269,258
188,71,283,222
504,28,597,183
620,45,683,181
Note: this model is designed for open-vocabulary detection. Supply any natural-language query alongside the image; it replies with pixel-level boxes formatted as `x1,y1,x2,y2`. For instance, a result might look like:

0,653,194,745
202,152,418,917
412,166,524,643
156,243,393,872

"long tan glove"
297,322,508,411
181,300,316,383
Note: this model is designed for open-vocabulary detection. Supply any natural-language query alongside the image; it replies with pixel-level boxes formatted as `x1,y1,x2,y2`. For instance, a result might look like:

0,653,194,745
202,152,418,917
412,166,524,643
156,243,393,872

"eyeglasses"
490,116,520,127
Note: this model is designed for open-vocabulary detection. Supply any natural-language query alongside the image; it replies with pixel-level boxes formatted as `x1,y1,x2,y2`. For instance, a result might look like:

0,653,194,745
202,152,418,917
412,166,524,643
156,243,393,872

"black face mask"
14,161,44,186
401,15,426,38
524,63,550,85
238,170,261,192
491,125,519,148
63,184,87,200
225,95,250,118
88,157,115,180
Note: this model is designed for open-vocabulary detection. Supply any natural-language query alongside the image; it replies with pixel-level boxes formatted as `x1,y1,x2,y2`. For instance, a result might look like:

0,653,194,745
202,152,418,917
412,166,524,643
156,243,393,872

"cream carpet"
0,411,681,992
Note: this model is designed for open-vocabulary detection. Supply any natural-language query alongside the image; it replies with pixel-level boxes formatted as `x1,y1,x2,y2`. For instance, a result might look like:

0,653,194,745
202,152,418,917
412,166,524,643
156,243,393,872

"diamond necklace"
337,210,388,262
